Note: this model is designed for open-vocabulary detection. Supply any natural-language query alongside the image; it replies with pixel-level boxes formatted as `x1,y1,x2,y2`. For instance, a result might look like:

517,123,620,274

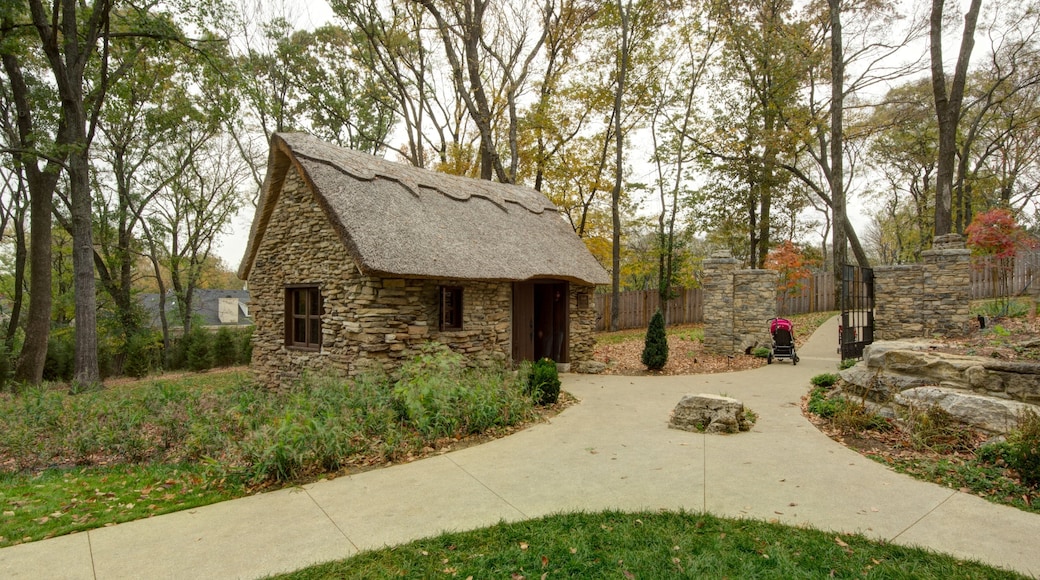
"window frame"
439,286,464,331
285,284,323,351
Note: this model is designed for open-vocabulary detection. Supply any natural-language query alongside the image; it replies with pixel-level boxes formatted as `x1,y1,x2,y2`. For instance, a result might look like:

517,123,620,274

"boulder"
670,394,750,434
894,386,1036,434
573,360,607,374
840,340,1040,405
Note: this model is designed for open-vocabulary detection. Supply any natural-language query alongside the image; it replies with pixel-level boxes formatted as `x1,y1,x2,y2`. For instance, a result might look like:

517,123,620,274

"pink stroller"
768,317,799,365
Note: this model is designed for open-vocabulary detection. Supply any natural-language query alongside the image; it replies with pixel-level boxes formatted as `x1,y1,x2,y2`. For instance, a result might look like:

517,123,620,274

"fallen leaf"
36,516,50,525
623,570,635,579
835,537,849,548
570,547,577,554
519,542,528,551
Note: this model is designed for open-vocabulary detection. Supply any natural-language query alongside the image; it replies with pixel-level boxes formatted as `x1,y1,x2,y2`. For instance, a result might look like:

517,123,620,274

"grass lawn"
271,510,1025,579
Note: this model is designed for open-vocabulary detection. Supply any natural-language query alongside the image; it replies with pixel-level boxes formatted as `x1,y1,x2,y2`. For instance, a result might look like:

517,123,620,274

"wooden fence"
594,272,835,331
594,251,1039,332
970,250,1040,300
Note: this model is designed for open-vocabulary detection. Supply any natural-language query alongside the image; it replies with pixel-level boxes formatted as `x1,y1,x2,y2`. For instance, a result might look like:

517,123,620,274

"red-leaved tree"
965,209,1038,315
766,241,815,313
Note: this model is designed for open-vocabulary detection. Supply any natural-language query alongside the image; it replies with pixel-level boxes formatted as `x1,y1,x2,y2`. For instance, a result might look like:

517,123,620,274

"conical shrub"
641,309,668,371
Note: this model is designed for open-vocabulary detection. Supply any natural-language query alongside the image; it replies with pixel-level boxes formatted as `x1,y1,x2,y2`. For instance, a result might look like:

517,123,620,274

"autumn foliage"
766,241,815,309
966,209,1038,312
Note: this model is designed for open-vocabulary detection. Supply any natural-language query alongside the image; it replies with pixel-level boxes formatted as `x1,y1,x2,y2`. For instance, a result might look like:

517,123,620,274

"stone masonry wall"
249,166,602,387
702,251,738,354
702,250,777,355
249,166,359,388
569,284,599,373
874,234,972,341
733,270,779,353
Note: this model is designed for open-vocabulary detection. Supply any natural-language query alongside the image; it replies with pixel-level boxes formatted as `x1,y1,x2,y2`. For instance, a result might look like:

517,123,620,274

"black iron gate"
840,264,874,360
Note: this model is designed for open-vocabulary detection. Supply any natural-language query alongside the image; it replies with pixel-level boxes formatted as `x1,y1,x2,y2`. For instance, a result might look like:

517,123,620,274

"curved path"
3,316,1039,579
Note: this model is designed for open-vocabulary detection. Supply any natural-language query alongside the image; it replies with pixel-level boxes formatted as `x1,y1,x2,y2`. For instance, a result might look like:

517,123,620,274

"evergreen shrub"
527,358,560,406
213,327,238,367
641,310,668,371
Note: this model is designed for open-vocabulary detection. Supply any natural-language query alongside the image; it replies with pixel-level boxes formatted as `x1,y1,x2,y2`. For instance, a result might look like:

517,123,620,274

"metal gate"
840,264,874,360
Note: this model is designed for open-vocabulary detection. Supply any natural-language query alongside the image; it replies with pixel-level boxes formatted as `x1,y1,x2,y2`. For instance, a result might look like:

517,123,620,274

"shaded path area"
3,316,1039,578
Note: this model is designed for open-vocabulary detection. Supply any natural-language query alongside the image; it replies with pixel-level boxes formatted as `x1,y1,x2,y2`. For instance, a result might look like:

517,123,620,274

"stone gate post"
702,250,738,354
921,234,972,337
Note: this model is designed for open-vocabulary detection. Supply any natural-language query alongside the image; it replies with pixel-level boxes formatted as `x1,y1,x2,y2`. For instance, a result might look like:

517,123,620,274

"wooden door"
512,282,535,362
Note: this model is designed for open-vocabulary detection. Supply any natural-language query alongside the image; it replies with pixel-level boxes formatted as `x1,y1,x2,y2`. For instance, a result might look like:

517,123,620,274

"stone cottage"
238,133,609,387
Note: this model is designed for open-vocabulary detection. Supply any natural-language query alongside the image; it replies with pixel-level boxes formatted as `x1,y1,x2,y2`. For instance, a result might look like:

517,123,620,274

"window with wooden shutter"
285,285,322,350
440,286,463,330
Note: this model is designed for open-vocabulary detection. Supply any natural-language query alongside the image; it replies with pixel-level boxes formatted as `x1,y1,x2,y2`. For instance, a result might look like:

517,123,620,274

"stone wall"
874,234,972,340
569,285,599,372
249,165,601,387
702,250,777,355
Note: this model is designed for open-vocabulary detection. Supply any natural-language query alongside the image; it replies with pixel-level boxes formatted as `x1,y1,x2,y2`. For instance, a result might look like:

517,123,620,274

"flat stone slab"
894,386,1037,434
669,394,750,434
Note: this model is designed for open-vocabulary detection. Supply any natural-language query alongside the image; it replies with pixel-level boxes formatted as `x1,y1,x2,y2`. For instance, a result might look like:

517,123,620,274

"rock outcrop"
669,394,751,434
839,340,1040,434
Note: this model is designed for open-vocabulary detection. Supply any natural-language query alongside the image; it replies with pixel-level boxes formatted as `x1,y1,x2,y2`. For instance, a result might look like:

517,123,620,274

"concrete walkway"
3,316,1039,579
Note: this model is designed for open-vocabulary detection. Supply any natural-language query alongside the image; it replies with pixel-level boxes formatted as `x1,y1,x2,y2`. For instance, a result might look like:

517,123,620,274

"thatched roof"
238,133,609,285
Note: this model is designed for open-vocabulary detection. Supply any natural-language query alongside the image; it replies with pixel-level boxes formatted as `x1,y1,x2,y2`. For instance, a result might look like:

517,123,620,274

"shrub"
0,341,12,392
1005,410,1040,487
186,327,213,372
123,331,162,379
641,310,668,371
807,386,844,419
811,373,840,388
839,359,858,370
752,347,771,358
43,330,75,382
527,358,561,406
213,327,238,367
904,405,977,454
237,327,254,364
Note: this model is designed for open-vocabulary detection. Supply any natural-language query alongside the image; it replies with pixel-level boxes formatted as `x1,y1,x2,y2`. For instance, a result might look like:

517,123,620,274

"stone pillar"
733,269,778,353
921,234,972,337
702,250,738,354
873,265,924,340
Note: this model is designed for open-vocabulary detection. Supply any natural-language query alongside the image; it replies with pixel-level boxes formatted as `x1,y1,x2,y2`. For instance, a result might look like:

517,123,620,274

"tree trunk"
69,148,101,387
930,0,982,237
610,0,631,332
829,0,848,304
13,170,54,384
1,49,60,384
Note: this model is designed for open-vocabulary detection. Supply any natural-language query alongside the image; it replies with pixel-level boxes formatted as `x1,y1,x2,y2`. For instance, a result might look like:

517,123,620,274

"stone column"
702,250,738,354
733,269,778,353
921,234,972,337
873,265,924,340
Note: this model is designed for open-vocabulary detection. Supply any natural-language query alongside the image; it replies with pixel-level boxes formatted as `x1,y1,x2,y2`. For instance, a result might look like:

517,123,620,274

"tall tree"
1,3,65,383
930,0,983,236
647,1,716,316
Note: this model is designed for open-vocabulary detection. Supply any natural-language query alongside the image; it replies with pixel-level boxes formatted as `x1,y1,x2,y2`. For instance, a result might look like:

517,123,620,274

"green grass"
0,463,241,546
874,455,1039,516
270,510,1024,579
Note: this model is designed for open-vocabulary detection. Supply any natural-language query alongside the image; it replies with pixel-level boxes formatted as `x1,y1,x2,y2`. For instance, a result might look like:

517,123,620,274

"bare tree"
931,0,983,236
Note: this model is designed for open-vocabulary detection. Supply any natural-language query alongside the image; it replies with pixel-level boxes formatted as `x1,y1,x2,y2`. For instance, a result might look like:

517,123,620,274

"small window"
440,286,463,330
285,285,322,350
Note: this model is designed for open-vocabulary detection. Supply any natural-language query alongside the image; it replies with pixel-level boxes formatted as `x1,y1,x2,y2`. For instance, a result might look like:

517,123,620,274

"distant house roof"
238,132,610,286
138,289,251,328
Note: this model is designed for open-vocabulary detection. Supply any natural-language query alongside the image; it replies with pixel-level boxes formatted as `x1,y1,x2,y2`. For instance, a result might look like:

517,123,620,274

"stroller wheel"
767,354,773,364
793,354,799,365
